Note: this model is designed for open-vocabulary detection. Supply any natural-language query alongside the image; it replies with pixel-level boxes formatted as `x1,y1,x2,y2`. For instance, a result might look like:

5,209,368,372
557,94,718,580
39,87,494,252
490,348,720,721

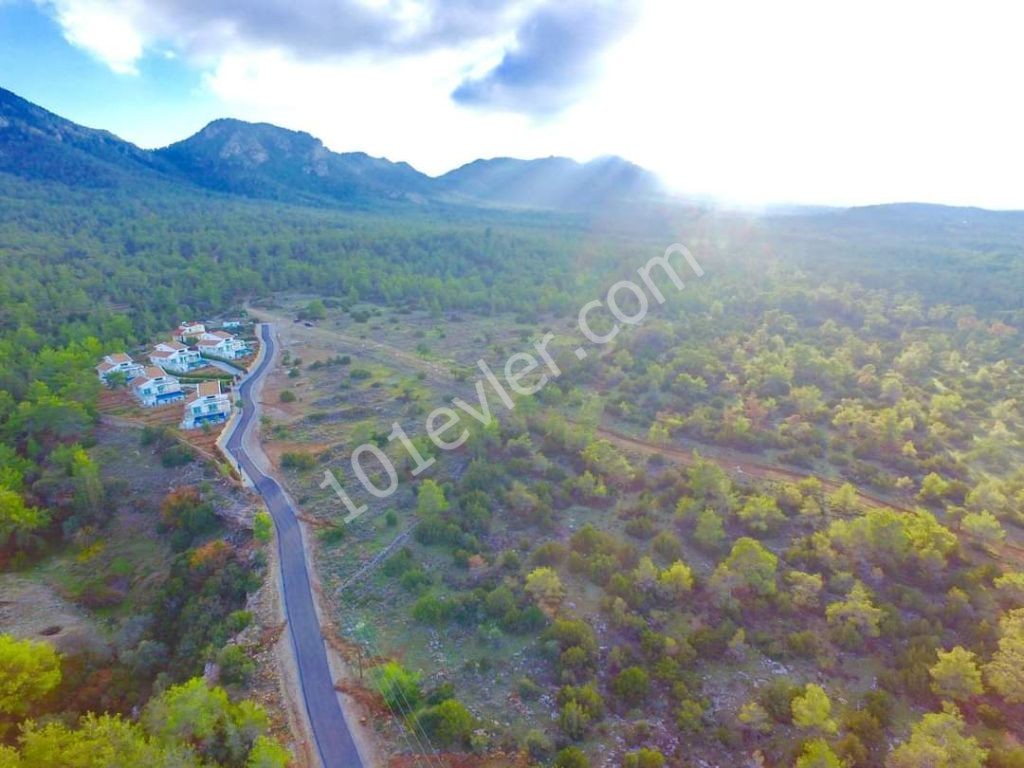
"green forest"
3,162,1024,768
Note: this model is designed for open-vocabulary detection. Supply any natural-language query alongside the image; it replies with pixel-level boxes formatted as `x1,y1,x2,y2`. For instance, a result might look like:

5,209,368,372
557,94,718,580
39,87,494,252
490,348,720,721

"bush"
759,679,801,724
318,523,347,544
226,610,253,634
281,452,317,470
216,644,254,685
371,662,421,714
383,549,416,577
517,677,542,701
141,425,174,448
160,444,195,468
399,568,432,593
415,698,474,746
160,487,217,550
253,510,273,543
522,729,552,761
554,747,590,768
611,667,650,705
989,747,1024,768
412,594,452,626
623,749,666,768
279,390,297,403
786,630,820,658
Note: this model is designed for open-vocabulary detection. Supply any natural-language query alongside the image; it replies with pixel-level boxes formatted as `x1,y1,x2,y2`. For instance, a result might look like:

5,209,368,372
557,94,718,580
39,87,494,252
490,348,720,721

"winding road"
225,323,364,768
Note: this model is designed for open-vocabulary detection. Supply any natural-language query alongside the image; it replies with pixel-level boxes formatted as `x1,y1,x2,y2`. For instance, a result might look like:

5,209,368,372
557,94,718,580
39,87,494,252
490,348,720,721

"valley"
1,82,1024,768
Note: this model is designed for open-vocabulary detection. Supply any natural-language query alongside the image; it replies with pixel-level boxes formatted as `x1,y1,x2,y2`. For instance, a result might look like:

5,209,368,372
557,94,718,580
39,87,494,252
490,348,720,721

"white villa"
196,331,249,360
129,367,184,407
96,353,144,383
173,322,206,343
181,381,233,430
150,341,203,373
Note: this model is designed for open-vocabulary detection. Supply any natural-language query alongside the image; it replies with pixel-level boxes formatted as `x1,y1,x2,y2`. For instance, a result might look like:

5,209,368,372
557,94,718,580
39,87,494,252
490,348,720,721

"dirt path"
246,305,1024,566
594,425,915,511
248,305,457,387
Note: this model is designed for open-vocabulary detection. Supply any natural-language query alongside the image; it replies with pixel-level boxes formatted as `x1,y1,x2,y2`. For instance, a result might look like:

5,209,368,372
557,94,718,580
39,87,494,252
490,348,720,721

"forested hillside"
3,90,1024,766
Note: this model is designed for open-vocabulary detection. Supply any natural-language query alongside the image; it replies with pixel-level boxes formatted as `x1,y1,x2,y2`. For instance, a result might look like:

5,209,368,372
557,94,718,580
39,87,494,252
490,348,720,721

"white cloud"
49,0,145,74
39,0,1024,206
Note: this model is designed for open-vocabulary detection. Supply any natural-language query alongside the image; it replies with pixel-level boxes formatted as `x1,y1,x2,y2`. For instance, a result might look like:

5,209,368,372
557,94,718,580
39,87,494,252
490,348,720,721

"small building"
221,320,243,330
129,367,184,407
181,381,232,429
196,331,249,360
96,353,144,383
150,341,203,373
173,322,206,343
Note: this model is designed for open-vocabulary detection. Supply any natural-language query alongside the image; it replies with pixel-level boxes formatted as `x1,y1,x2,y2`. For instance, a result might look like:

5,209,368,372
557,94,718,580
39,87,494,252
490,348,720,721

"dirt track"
245,305,1024,566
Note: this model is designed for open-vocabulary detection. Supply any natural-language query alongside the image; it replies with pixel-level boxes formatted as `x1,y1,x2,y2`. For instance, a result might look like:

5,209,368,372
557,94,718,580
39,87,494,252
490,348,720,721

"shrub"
318,523,347,544
399,568,432,593
759,679,801,723
281,452,317,470
412,594,452,625
612,667,650,705
226,610,253,633
160,487,217,550
623,749,666,768
216,644,254,685
383,549,416,577
253,511,273,543
160,444,195,468
141,425,174,448
415,698,474,746
371,662,421,714
554,747,590,768
517,677,542,701
522,729,552,761
279,390,297,403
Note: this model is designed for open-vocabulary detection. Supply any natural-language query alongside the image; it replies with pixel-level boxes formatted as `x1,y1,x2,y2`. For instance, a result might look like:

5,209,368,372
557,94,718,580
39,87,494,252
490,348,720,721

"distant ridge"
0,85,665,211
154,118,433,205
437,155,664,211
0,85,175,186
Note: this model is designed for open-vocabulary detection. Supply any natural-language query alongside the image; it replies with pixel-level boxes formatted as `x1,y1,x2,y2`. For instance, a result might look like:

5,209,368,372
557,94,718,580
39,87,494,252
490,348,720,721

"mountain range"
0,85,665,212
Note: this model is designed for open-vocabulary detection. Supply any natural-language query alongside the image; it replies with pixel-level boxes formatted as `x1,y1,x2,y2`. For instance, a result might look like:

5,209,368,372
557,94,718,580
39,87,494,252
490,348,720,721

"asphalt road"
225,323,364,768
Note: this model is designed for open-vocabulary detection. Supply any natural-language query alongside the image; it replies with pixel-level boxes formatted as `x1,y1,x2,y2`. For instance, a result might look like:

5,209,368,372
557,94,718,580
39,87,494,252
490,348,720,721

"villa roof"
198,381,222,397
107,352,132,364
131,367,174,388
186,380,224,405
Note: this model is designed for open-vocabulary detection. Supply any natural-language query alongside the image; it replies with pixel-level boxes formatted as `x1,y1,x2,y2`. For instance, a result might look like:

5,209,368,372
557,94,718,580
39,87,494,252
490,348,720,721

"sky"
2,0,1023,208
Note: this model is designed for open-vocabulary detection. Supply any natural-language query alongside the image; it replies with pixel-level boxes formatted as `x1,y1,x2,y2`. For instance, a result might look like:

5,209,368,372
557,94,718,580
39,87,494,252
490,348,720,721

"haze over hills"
4,85,1024,225
0,85,666,212
437,155,663,210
